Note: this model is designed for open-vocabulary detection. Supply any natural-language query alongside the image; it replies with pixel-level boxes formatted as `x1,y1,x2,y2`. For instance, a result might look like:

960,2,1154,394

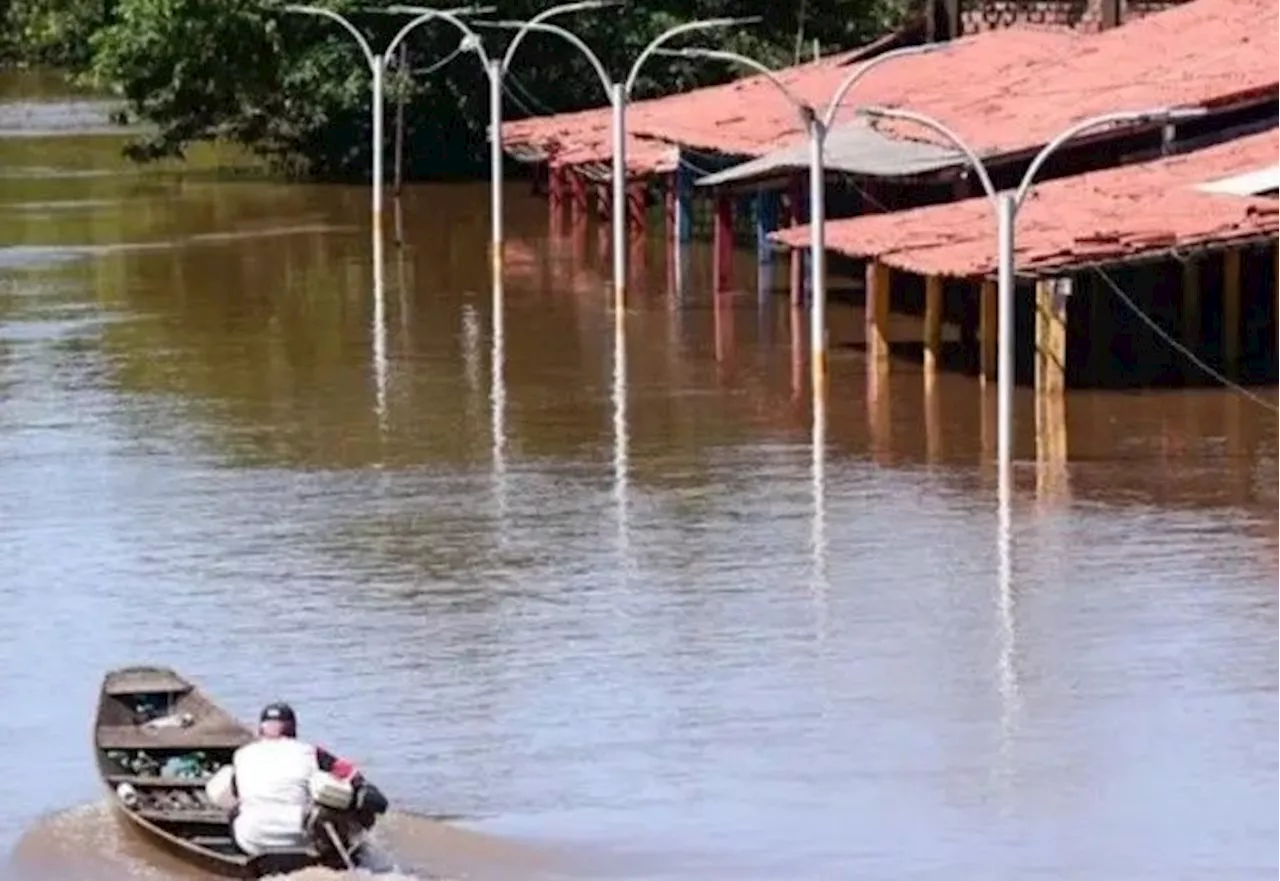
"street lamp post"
283,4,490,241
856,104,1206,487
653,43,944,395
360,6,496,244
390,2,616,278
478,16,755,307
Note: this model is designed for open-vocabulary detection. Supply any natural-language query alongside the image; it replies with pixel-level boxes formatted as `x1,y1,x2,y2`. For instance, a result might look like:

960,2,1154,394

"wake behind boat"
93,665,387,878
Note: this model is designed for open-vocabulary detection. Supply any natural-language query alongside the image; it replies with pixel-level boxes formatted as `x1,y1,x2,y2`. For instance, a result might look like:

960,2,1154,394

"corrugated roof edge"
692,119,962,186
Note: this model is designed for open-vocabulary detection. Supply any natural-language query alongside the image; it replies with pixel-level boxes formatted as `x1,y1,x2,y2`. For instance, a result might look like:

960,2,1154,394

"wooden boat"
93,665,372,878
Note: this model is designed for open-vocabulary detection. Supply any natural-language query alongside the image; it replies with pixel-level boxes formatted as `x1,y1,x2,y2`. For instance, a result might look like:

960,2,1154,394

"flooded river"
1,72,1276,880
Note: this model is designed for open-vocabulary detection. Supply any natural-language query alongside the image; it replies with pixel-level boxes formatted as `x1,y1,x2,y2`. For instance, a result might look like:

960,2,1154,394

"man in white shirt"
225,702,361,855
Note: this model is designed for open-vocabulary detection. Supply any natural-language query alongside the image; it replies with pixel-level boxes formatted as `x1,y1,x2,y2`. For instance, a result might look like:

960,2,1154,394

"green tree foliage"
1,0,117,67
6,0,911,179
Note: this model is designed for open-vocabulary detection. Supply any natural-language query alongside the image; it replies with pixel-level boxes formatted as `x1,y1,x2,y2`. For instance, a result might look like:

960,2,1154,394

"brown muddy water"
0,71,1277,881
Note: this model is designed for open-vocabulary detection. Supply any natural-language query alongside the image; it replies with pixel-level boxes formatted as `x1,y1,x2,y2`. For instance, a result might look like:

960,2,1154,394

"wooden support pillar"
865,260,891,367
664,173,676,244
568,169,587,228
979,380,995,462
867,363,891,465
790,301,804,402
755,189,779,265
924,361,941,464
787,174,805,307
1035,277,1070,396
674,150,693,244
596,182,610,255
923,274,943,374
714,286,725,363
664,173,677,297
1035,392,1070,505
713,191,734,293
626,181,646,238
789,249,804,307
1222,248,1241,377
569,170,588,268
630,234,648,295
548,165,566,236
978,279,997,384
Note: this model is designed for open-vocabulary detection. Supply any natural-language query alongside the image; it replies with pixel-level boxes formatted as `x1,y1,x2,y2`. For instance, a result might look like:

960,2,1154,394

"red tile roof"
548,137,677,176
627,28,1079,157
868,0,1278,157
500,46,864,163
770,130,1279,278
499,28,1073,172
502,0,1276,180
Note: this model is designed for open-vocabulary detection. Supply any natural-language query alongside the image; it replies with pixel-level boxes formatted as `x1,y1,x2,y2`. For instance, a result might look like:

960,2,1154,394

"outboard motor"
305,770,390,864
352,779,390,829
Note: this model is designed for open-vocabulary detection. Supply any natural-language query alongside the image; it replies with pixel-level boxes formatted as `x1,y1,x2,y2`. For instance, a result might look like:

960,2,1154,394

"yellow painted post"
924,362,940,464
865,260,892,367
1222,249,1242,377
1035,278,1069,397
979,279,997,385
1034,392,1069,505
923,274,943,375
867,364,891,464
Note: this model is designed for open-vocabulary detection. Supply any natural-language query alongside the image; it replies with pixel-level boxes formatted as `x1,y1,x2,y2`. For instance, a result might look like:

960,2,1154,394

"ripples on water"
0,92,1276,880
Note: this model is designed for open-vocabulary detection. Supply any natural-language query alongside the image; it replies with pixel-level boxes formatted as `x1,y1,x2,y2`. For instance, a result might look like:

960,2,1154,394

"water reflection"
810,372,828,643
612,288,630,569
491,274,508,535
790,304,804,402
995,463,1019,808
1035,394,1070,505
668,239,688,310
374,239,389,438
2,98,1278,879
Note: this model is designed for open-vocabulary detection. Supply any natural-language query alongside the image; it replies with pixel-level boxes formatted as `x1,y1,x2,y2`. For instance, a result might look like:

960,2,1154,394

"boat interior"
95,667,253,858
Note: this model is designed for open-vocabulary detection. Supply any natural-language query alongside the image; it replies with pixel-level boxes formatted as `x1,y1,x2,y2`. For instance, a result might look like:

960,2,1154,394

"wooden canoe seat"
132,807,231,825
102,668,193,697
105,774,210,788
97,722,250,751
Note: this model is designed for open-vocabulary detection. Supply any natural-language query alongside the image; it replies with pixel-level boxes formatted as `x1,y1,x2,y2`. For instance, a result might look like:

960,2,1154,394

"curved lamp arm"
820,42,945,131
477,19,613,99
385,8,489,67
416,43,465,76
622,17,760,100
1013,107,1207,208
859,104,998,204
655,47,810,127
284,5,378,72
499,0,620,76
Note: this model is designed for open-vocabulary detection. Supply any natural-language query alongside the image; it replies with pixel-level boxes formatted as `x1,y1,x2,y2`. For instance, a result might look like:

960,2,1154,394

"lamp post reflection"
612,284,631,567
373,258,389,436
490,276,508,535
810,374,829,643
994,469,1017,803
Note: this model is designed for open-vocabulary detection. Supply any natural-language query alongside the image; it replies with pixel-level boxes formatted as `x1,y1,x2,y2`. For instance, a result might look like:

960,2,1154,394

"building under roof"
769,128,1278,279
694,119,963,188
697,0,1276,191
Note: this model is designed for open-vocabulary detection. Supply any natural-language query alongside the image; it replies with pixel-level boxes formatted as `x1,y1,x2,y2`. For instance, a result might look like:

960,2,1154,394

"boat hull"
93,666,369,878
